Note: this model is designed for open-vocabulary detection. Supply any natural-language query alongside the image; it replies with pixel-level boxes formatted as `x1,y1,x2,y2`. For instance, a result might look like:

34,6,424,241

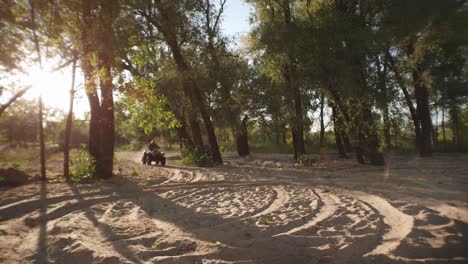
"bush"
181,147,214,167
298,154,316,166
70,146,96,182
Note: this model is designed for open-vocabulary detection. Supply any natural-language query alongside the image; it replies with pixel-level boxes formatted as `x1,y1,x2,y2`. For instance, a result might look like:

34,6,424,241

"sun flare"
22,62,89,118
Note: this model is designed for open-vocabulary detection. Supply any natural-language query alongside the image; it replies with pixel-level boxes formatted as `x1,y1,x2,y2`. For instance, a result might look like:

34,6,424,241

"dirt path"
1,152,467,263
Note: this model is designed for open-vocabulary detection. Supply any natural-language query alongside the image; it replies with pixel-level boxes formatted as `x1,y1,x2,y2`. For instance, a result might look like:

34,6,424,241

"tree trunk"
96,65,115,178
319,90,325,147
189,113,204,148
236,115,250,156
86,86,101,160
204,24,243,156
177,119,194,150
413,69,432,157
39,96,46,181
331,104,347,158
442,103,446,148
63,59,77,180
387,52,422,150
433,93,439,146
274,120,281,144
383,103,391,149
81,0,115,178
361,100,385,165
282,126,287,144
280,0,304,160
284,64,305,159
95,1,115,178
82,0,100,161
328,85,383,165
152,11,222,164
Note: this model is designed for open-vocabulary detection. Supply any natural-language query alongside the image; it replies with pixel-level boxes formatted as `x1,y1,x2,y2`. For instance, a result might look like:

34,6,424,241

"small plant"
219,145,227,153
262,217,270,225
298,154,315,166
11,162,22,170
70,146,96,182
181,147,214,167
131,166,140,177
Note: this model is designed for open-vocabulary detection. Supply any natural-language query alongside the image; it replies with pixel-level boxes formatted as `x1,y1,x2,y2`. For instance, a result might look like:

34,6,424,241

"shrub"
70,146,96,182
181,147,214,167
131,166,140,177
298,154,316,166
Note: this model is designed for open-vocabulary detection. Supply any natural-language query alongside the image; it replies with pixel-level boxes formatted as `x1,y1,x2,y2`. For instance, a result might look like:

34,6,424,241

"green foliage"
11,161,21,170
181,147,214,167
131,166,140,177
261,217,270,225
70,146,95,182
298,154,316,167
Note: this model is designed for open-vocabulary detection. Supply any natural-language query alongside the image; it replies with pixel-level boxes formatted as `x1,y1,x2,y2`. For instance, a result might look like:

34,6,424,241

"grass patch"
0,147,36,169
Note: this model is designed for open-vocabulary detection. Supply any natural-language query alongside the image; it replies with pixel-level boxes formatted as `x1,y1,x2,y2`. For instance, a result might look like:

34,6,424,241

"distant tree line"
0,0,466,176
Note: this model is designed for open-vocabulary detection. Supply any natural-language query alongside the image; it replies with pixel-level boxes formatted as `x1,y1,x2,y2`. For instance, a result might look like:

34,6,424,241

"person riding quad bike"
142,140,166,166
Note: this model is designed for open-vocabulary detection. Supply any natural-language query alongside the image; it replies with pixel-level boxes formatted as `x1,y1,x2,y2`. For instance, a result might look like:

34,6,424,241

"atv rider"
148,140,160,151
144,140,160,160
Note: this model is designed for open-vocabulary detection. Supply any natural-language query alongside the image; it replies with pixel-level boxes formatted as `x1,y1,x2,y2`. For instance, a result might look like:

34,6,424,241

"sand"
0,152,467,263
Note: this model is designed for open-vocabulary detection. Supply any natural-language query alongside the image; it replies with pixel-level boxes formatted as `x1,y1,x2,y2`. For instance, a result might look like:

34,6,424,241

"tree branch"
0,86,31,116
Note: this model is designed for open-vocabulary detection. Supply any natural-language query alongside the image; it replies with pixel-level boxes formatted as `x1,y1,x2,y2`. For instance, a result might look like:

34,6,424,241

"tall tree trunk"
274,119,281,144
85,84,101,160
342,132,352,153
177,119,194,150
63,58,77,180
207,53,242,156
328,87,365,162
189,113,204,148
81,0,100,161
151,9,222,164
236,115,250,156
95,0,116,178
328,85,384,165
282,126,287,144
383,103,391,149
281,0,304,160
319,90,325,147
97,67,115,178
331,103,347,158
442,102,446,149
413,69,432,157
361,100,385,165
433,93,439,146
39,96,46,181
387,52,422,150
285,65,305,159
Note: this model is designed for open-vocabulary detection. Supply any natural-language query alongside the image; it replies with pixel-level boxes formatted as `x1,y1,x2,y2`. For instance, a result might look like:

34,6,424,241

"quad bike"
142,149,166,166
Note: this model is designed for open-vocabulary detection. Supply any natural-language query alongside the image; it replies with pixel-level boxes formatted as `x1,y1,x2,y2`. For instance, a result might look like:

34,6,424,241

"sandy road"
1,152,467,263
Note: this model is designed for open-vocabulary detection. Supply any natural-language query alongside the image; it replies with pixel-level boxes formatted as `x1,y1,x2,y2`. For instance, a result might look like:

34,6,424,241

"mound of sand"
0,168,31,187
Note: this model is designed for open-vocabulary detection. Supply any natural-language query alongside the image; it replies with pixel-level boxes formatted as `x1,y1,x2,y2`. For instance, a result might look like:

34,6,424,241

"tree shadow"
0,189,117,222
33,181,47,263
65,182,141,263
16,172,467,263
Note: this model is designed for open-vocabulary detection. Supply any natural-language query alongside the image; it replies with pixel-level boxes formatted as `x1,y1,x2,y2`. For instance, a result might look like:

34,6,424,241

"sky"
221,0,252,45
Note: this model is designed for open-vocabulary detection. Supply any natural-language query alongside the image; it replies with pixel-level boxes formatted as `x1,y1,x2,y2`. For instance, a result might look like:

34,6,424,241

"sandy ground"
1,151,467,263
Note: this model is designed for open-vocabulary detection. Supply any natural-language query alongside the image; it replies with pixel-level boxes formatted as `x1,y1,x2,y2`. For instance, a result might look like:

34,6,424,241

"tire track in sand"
344,190,414,256
273,188,339,237
248,186,289,219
